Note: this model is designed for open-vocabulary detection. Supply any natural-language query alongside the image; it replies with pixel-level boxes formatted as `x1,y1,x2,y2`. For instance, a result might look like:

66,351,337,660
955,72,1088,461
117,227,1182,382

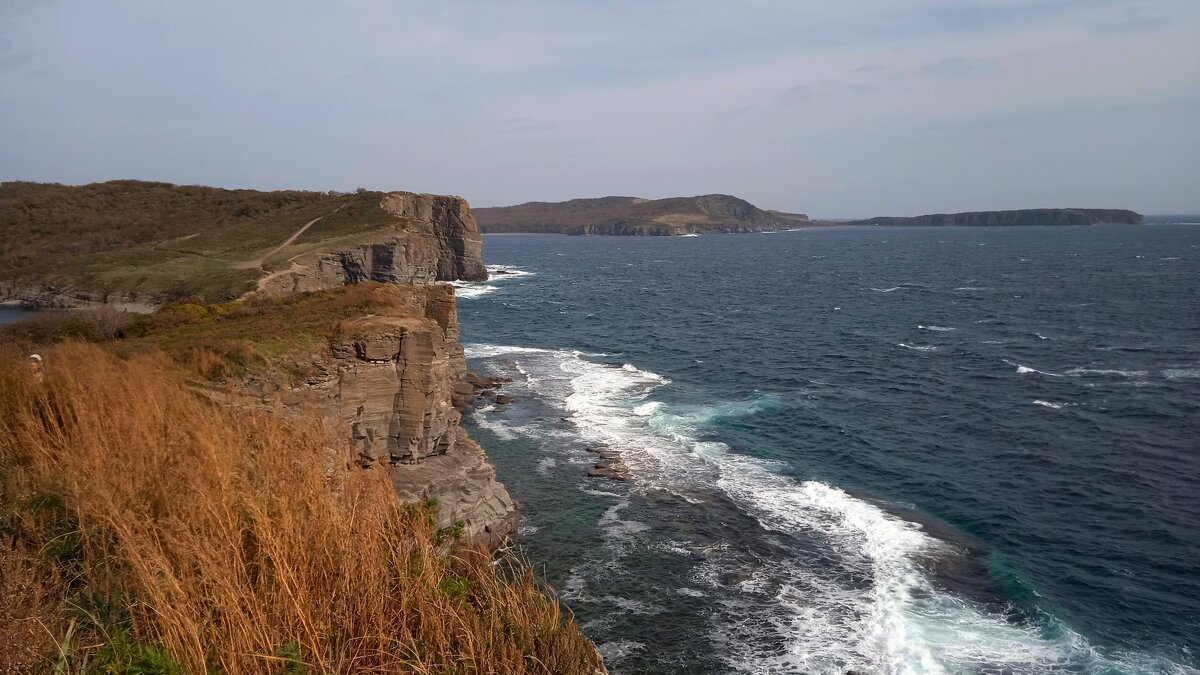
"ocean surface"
0,306,30,325
455,225,1200,674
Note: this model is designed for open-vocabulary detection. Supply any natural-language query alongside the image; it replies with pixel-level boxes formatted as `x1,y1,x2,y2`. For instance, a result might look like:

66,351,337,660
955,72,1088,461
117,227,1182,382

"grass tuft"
0,344,602,674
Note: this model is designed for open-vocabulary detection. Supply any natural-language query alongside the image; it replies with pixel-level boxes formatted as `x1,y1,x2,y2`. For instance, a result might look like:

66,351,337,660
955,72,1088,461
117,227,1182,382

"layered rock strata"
258,192,486,296
208,286,517,549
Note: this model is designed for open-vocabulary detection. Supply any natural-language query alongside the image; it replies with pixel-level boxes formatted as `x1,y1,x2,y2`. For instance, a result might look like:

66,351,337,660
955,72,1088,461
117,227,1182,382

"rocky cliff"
475,194,812,235
257,192,487,296
206,284,518,549
846,208,1143,227
0,182,486,309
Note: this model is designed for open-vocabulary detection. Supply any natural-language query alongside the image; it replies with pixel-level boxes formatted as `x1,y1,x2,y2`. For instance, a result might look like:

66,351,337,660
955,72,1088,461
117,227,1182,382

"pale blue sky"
1,0,1197,217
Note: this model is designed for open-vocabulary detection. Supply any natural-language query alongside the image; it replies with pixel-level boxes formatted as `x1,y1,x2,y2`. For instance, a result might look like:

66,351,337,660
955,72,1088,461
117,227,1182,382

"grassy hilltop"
0,181,418,303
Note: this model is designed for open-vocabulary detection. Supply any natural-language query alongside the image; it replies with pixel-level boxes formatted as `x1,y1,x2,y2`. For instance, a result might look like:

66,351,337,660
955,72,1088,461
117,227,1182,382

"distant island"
474,197,1144,235
845,208,1143,227
474,194,813,235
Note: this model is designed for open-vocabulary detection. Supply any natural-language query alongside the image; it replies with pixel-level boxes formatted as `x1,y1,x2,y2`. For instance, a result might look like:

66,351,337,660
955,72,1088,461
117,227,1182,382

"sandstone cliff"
205,284,518,549
475,194,813,235
256,192,486,296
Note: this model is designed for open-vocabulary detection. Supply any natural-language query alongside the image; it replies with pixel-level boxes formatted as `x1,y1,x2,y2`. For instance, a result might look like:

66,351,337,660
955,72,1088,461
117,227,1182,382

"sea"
454,224,1200,674
0,306,27,325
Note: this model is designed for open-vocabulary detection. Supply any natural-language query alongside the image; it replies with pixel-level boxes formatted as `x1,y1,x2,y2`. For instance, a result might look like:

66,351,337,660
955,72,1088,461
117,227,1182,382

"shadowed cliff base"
0,343,605,674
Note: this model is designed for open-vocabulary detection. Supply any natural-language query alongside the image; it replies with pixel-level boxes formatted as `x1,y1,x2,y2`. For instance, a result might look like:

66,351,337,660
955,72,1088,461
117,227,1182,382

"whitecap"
1004,359,1061,377
1033,400,1073,409
918,325,955,332
1036,333,1050,340
870,286,902,292
450,282,498,299
898,343,938,352
1163,368,1200,379
464,343,553,358
463,344,1183,672
470,412,519,441
485,264,535,278
632,401,663,416
1064,368,1149,378
596,640,645,661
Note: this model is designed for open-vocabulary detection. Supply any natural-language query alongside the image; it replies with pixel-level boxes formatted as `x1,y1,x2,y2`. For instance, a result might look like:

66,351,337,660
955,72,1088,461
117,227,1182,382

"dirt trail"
230,216,323,270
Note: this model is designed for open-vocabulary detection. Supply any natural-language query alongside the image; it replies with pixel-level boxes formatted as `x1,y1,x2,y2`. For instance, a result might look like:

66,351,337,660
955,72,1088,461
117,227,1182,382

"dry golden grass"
0,344,602,674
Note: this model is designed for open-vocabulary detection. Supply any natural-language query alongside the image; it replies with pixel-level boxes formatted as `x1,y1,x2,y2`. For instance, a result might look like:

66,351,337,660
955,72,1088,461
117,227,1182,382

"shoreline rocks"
585,446,629,481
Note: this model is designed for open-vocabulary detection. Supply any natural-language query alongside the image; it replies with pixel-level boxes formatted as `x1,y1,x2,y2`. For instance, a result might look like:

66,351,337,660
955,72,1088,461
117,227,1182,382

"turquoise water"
456,225,1200,674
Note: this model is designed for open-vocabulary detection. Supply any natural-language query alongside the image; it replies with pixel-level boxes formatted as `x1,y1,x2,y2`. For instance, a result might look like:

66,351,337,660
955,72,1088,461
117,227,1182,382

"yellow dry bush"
0,344,601,674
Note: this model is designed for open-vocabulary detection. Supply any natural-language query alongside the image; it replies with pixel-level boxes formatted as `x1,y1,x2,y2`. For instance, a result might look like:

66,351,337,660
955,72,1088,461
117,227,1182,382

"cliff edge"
0,181,486,309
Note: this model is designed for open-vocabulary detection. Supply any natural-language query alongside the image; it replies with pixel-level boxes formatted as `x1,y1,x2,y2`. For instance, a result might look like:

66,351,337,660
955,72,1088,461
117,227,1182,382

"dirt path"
229,216,324,270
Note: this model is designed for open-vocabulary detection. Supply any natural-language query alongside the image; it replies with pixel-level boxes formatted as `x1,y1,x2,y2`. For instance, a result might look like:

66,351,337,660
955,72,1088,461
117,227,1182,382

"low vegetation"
1,283,425,383
0,181,411,303
0,344,603,673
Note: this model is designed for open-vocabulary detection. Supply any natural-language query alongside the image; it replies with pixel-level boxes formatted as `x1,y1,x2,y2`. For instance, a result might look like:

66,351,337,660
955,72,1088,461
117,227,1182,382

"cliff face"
848,208,1143,227
211,284,518,549
256,192,486,297
475,194,812,235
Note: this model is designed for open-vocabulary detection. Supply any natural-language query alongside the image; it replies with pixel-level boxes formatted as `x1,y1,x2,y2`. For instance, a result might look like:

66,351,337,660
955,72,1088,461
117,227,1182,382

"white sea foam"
450,282,498,299
465,344,1179,673
1065,368,1149,378
1163,368,1200,379
871,286,903,292
1033,400,1074,409
470,411,518,440
1004,359,1062,377
679,233,700,237
1036,333,1050,340
898,343,938,352
918,325,955,332
464,343,554,358
595,640,645,661
485,264,535,278
632,401,664,416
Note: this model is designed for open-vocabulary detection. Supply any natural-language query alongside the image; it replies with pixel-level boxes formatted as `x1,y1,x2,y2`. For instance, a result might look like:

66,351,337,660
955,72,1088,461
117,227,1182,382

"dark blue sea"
455,225,1200,674
0,306,28,325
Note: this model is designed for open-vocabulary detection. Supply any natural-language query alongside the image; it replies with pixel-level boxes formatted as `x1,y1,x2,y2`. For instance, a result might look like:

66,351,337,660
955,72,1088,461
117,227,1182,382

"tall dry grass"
0,344,602,674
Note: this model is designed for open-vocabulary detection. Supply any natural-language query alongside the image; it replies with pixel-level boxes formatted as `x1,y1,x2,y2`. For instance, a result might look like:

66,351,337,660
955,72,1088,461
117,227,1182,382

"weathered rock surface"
258,192,486,296
585,446,630,481
206,285,518,549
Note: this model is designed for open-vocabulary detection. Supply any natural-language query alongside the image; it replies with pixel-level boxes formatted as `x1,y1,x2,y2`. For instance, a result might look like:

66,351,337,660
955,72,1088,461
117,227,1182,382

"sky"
1,1,1197,217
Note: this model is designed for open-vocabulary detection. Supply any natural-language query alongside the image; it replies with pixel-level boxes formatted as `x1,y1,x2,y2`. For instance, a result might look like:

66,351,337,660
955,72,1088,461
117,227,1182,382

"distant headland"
845,208,1144,227
474,194,812,235
475,196,1143,235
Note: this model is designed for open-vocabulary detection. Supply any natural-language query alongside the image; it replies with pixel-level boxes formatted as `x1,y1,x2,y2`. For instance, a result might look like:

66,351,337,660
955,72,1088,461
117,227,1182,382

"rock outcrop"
206,285,518,549
846,208,1143,227
258,192,486,296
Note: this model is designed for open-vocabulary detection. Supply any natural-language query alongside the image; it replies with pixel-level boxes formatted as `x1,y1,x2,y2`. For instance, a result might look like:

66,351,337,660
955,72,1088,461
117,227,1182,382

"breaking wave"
464,345,1185,673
